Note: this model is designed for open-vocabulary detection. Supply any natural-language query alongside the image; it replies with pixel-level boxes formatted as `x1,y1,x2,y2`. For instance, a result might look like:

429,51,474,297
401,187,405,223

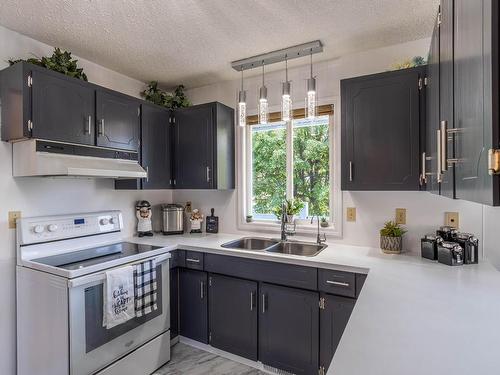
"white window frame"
236,96,342,238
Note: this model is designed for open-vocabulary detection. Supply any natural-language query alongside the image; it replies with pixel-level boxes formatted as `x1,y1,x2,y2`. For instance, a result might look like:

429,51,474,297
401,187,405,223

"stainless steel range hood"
13,140,147,179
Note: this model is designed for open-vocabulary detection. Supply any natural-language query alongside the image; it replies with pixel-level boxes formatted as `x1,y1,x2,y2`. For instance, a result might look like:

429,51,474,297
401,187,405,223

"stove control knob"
109,217,115,224
48,224,58,232
100,218,109,226
33,225,44,234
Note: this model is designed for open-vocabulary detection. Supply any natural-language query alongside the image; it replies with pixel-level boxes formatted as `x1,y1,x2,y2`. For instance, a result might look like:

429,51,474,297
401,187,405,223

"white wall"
0,25,173,375
178,38,486,253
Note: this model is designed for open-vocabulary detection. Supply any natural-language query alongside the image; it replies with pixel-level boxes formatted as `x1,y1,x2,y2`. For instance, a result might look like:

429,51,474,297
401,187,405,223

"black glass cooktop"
32,242,161,270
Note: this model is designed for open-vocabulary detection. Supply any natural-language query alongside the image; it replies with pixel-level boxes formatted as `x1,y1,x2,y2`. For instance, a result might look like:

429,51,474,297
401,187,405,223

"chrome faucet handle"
317,233,327,244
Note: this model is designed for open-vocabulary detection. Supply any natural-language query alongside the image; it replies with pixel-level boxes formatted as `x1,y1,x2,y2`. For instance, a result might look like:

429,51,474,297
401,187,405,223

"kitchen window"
240,103,340,235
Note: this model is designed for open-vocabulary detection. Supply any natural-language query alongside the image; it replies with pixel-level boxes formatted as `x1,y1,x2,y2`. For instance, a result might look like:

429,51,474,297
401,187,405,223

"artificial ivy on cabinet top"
141,81,190,109
8,47,88,81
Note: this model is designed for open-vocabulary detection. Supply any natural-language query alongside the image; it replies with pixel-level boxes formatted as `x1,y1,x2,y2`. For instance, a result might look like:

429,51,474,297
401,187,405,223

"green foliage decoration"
9,47,88,81
272,198,305,219
141,81,190,109
380,221,407,238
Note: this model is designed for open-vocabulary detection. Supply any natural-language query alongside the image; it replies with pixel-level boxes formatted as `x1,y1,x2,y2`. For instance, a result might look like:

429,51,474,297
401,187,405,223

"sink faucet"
311,216,327,245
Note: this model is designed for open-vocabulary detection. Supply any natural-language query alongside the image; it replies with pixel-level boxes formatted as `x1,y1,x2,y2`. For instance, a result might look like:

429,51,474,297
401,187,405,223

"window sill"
237,220,342,238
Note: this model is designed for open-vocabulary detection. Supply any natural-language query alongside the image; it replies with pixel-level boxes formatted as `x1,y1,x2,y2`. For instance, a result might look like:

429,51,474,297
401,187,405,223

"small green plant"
321,217,327,223
380,221,407,238
141,81,190,109
9,47,88,81
273,199,305,219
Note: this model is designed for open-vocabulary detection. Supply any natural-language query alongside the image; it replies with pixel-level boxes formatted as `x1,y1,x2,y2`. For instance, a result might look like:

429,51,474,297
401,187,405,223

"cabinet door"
341,68,422,191
141,104,172,189
96,90,140,151
440,0,456,198
208,274,258,361
170,267,179,339
179,269,208,343
454,0,499,205
174,104,214,189
32,69,94,145
426,19,441,195
259,283,319,375
319,294,355,372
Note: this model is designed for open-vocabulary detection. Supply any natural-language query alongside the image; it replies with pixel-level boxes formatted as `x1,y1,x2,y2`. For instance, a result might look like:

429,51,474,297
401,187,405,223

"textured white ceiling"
0,0,439,89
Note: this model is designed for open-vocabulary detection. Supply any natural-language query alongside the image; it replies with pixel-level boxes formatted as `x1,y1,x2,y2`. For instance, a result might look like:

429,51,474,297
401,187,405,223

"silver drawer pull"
186,258,200,263
326,280,350,287
200,281,204,299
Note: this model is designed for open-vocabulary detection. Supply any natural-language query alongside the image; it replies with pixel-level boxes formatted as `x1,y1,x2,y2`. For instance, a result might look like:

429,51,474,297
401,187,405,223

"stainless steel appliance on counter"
161,204,184,235
16,211,171,375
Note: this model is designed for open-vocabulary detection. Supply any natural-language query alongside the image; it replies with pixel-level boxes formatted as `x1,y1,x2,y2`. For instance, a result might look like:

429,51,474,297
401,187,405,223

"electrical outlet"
445,212,459,228
395,208,406,225
8,211,21,229
346,207,356,222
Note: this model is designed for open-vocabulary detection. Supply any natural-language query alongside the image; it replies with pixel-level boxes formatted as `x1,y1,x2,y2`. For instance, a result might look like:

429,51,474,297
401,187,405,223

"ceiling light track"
231,40,323,72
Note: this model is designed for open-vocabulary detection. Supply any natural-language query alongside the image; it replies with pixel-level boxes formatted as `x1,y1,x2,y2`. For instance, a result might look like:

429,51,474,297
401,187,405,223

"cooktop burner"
32,242,161,270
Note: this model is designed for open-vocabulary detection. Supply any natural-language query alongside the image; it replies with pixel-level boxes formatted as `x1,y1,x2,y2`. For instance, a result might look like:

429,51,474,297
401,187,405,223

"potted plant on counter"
380,221,406,254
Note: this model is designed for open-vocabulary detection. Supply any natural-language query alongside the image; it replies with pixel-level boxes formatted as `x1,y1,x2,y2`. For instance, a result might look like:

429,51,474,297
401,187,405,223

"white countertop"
129,233,500,375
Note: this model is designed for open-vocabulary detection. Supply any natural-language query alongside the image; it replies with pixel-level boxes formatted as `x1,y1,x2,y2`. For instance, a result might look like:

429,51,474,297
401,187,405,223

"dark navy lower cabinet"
319,294,356,372
179,268,208,343
208,274,258,361
259,283,319,375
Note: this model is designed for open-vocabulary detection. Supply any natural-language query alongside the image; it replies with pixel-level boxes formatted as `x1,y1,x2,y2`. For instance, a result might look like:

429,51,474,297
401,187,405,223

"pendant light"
306,49,317,119
258,62,268,124
238,70,247,127
281,55,292,122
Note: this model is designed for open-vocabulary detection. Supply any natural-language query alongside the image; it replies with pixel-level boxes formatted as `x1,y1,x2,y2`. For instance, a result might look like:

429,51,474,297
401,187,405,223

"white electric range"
16,211,171,375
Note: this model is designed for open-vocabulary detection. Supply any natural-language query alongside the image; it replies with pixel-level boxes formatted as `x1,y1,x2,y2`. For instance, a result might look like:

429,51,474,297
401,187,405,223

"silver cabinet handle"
326,280,350,287
250,291,255,311
348,161,353,182
420,152,427,186
262,294,266,313
200,281,204,299
98,119,105,136
186,258,200,263
436,129,442,183
145,166,149,183
86,115,92,135
440,120,448,172
206,166,211,183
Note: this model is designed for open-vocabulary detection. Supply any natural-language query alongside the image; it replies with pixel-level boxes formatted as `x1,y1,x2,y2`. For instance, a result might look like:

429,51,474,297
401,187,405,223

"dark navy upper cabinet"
31,69,95,146
425,16,441,195
208,274,258,361
96,89,140,151
259,283,319,375
173,102,235,189
179,268,208,343
341,67,425,191
319,294,355,373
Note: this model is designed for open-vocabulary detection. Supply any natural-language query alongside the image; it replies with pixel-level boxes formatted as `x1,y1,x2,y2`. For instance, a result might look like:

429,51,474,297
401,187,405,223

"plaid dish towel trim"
134,258,158,317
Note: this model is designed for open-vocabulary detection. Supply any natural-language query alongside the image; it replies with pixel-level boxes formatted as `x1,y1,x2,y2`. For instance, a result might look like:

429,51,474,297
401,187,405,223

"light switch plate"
395,208,406,225
346,207,356,222
8,211,21,229
445,212,459,228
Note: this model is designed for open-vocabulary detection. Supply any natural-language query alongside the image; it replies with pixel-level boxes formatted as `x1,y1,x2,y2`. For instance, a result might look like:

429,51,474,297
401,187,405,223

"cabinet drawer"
184,251,204,270
205,254,317,290
169,250,186,268
318,269,356,297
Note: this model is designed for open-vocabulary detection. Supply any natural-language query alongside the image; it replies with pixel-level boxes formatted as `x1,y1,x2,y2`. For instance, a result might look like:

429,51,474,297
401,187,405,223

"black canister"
436,226,458,241
421,234,442,260
437,241,464,266
455,233,479,264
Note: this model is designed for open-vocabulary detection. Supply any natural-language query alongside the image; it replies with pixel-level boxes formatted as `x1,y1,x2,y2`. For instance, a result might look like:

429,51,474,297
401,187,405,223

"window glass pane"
292,115,330,219
251,123,286,220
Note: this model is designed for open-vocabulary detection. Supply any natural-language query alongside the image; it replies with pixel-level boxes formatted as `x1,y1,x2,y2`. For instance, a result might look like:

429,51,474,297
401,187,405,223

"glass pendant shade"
238,90,246,127
259,86,268,124
306,77,316,119
281,81,292,122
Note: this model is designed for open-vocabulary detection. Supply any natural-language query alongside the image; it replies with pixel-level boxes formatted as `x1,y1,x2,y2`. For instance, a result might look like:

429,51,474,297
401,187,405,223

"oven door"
68,254,170,375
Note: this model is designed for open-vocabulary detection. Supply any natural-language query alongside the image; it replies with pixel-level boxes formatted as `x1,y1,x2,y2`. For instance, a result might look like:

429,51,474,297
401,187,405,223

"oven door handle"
68,252,171,288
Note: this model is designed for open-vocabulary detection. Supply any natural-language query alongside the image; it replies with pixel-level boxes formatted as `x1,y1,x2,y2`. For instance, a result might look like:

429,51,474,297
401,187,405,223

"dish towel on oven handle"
103,265,136,329
134,258,158,317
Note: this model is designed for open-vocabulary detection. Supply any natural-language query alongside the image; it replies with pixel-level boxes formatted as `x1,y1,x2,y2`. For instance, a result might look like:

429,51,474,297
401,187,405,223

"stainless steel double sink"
221,237,327,257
